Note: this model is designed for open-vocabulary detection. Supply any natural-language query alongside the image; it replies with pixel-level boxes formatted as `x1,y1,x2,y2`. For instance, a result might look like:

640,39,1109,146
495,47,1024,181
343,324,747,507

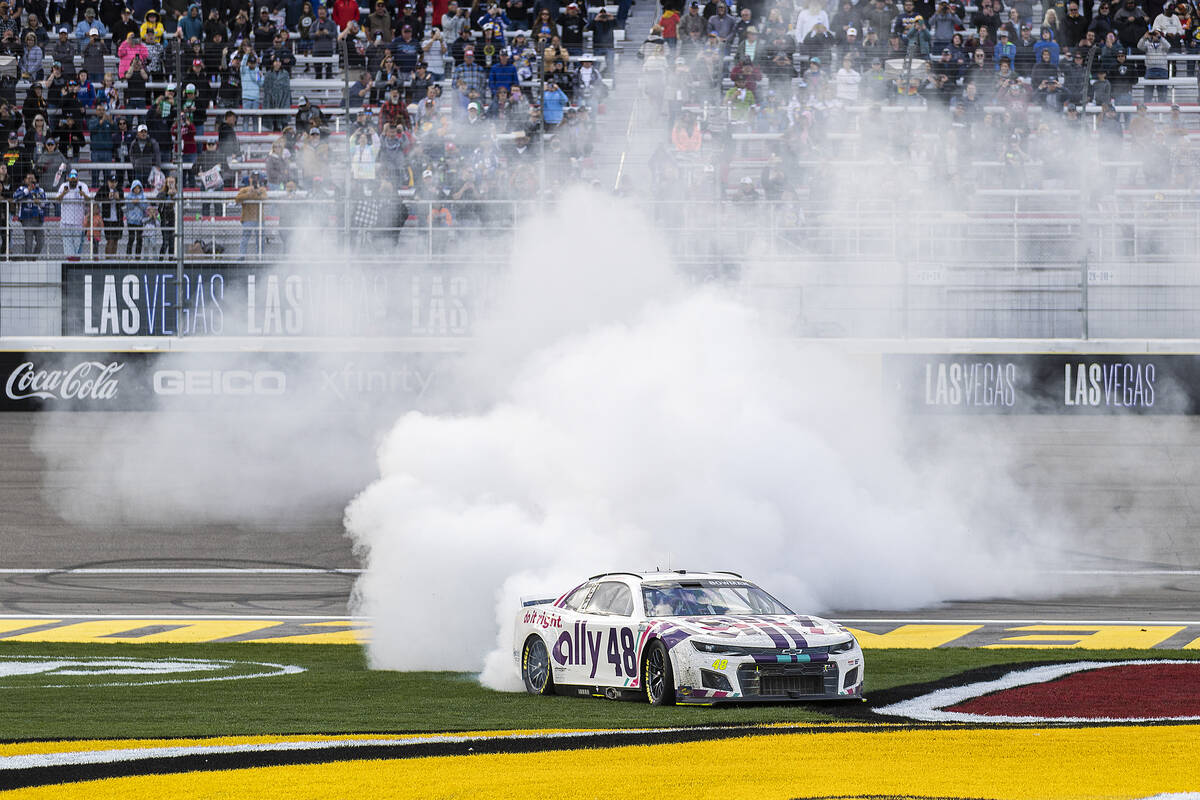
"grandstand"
0,0,1198,339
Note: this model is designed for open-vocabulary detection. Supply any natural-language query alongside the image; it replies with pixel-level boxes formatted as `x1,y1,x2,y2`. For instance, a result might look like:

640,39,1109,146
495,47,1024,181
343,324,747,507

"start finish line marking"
0,619,1198,647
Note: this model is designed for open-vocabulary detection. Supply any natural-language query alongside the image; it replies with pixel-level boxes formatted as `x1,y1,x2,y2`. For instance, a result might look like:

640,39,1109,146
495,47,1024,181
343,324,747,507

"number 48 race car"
513,571,864,705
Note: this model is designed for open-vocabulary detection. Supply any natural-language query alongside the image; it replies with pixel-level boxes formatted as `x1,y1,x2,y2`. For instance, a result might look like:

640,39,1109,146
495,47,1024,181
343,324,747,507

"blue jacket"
1033,39,1060,65
488,62,518,95
125,191,149,225
542,85,568,124
75,19,109,37
179,13,204,41
88,116,115,153
13,186,47,222
993,40,1016,67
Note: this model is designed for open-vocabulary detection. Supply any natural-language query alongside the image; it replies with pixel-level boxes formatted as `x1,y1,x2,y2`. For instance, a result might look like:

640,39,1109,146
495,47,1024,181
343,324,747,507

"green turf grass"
0,643,1194,741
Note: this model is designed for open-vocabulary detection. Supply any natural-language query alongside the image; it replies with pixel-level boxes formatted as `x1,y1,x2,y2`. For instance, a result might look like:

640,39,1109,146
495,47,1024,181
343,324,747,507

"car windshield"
641,580,793,617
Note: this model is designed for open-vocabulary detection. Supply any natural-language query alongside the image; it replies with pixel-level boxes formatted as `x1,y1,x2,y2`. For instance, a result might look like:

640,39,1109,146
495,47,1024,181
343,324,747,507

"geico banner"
0,351,449,411
884,354,1193,414
60,263,482,337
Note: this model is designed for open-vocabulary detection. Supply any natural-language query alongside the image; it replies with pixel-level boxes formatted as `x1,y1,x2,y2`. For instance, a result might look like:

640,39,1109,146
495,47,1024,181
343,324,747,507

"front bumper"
673,649,865,703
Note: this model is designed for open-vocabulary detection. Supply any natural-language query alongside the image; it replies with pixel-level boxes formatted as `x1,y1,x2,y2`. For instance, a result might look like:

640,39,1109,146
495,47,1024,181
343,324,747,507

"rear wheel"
522,636,554,695
642,639,676,706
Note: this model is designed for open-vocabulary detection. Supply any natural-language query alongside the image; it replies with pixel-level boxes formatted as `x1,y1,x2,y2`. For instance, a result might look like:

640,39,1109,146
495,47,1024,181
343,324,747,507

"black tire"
641,639,676,706
521,635,554,695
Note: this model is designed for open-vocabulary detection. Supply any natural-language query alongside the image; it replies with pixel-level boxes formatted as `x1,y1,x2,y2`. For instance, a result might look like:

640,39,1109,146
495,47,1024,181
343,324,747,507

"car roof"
587,570,745,582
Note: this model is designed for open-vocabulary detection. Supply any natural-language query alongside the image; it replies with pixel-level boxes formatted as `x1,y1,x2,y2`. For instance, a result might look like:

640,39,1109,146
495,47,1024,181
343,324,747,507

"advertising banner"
61,263,483,337
0,350,451,411
884,353,1192,414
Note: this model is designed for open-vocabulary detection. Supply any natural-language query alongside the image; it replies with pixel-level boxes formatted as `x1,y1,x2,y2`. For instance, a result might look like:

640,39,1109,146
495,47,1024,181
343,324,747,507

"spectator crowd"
0,0,1195,256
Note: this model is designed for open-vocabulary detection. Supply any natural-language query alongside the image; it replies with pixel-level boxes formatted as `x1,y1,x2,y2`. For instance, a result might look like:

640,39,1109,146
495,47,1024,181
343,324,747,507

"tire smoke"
344,187,1053,689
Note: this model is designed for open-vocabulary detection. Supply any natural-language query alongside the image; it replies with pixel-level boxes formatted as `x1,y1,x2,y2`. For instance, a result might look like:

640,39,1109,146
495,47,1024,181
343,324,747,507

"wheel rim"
525,639,549,691
646,647,665,701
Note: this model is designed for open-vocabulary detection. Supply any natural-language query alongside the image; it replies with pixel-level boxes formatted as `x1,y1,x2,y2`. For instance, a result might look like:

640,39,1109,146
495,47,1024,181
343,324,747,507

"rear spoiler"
521,595,556,607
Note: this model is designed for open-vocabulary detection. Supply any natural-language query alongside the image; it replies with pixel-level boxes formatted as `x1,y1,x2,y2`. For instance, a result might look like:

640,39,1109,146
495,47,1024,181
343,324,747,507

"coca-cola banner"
0,350,452,411
60,263,483,337
883,353,1196,414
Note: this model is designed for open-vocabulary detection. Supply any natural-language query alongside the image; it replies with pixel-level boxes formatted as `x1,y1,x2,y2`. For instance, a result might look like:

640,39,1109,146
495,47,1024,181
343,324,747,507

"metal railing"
6,192,1200,339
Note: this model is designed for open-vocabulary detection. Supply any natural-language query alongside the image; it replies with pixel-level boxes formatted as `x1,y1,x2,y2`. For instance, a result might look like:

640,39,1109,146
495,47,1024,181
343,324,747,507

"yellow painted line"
983,624,1186,649
0,620,284,644
3,725,1195,799
848,624,983,648
239,622,370,645
0,621,58,637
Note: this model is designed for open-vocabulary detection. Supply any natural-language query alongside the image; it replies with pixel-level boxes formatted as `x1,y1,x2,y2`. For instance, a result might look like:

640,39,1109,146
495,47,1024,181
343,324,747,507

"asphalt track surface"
2,413,1200,620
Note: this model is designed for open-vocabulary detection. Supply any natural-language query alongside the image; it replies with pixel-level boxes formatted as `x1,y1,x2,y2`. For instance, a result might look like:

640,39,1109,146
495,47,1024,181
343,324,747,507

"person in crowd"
1138,27,1171,100
1031,46,1063,106
56,167,93,257
124,178,149,256
237,171,268,256
311,4,338,78
156,173,178,256
95,172,124,256
264,56,292,131
13,171,47,255
129,123,161,185
241,51,264,121
35,136,67,189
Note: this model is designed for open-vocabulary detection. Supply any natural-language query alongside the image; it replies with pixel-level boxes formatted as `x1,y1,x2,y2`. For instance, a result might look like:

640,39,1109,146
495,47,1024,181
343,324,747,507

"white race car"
513,571,864,705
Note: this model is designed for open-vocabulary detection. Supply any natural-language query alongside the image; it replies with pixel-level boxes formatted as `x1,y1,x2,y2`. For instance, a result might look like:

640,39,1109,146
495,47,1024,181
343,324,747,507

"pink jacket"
117,39,149,78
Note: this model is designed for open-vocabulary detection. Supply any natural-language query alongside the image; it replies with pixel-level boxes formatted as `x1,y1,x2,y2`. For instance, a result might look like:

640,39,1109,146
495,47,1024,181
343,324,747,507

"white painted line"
874,660,1200,724
0,614,370,621
0,726,750,770
839,618,1200,625
0,568,362,575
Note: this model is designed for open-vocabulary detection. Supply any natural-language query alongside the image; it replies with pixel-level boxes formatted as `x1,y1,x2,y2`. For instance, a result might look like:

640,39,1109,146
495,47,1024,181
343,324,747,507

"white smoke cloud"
344,186,1054,690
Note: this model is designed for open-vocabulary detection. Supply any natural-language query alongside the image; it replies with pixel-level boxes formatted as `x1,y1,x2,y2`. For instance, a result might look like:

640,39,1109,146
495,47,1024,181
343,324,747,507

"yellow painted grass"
4,725,1197,799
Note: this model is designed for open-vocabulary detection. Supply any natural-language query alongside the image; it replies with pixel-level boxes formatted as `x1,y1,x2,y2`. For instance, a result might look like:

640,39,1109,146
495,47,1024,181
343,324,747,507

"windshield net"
641,580,793,617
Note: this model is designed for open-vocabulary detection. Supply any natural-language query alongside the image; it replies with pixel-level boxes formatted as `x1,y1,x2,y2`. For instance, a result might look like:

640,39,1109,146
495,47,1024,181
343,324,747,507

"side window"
563,583,595,611
585,582,634,616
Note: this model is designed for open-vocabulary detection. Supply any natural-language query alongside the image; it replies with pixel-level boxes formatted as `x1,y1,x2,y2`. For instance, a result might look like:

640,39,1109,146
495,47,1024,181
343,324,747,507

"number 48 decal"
606,627,638,677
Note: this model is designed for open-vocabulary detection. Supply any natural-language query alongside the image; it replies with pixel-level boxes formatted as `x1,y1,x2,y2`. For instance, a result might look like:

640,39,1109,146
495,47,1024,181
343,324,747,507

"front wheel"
522,636,554,695
642,639,676,706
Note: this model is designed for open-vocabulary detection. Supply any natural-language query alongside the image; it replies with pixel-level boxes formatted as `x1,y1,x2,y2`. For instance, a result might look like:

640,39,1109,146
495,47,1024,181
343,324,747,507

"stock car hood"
651,614,853,651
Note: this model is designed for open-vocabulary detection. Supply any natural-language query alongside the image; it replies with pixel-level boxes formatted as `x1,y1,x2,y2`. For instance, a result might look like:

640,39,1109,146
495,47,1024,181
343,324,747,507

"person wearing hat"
54,168,93,257
12,171,47,255
109,8,139,47
254,5,278,53
50,26,76,67
34,135,67,194
993,25,1016,67
139,10,164,44
74,8,108,39
129,122,161,186
117,30,148,78
95,171,125,256
81,27,108,80
367,0,393,43
236,171,268,257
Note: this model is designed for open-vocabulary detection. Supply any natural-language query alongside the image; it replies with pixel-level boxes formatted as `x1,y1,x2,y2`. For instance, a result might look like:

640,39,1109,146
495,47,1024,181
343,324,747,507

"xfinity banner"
61,263,481,337
884,354,1191,414
0,351,449,411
